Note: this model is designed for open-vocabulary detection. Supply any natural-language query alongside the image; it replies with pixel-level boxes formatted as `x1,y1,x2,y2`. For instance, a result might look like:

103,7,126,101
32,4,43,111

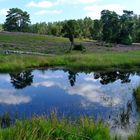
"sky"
0,0,140,24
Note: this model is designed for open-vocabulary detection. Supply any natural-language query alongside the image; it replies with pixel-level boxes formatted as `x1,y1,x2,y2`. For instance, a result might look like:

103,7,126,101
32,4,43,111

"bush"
105,43,113,48
120,35,133,45
2,44,14,48
73,44,86,52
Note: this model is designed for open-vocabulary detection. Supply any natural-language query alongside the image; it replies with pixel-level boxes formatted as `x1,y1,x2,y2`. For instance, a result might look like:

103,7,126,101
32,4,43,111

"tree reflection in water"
68,71,77,87
10,71,33,89
94,71,134,85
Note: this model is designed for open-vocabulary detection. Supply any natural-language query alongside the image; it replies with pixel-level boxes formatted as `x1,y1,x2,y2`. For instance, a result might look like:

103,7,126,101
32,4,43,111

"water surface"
0,69,140,136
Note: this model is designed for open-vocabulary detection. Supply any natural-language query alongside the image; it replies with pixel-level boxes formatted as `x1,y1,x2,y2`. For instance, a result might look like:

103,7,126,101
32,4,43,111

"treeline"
27,17,94,39
27,10,140,45
0,24,3,31
2,8,140,45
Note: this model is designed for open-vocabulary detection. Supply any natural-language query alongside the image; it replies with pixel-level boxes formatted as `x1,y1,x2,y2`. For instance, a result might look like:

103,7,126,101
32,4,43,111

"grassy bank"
129,86,140,140
134,86,140,110
0,50,140,72
0,116,110,140
0,113,140,140
128,123,140,140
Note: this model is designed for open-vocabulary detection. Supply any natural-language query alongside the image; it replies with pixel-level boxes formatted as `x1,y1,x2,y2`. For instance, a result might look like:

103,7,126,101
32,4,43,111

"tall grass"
129,86,140,140
128,123,140,140
0,116,111,140
134,86,140,110
0,51,140,72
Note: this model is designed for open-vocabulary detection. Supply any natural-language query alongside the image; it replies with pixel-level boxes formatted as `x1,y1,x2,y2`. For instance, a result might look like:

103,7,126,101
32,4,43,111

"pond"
0,69,140,136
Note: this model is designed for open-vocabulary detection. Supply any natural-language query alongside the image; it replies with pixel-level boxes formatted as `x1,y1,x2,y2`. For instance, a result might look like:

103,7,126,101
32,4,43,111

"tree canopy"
62,20,79,49
101,10,135,45
3,8,30,32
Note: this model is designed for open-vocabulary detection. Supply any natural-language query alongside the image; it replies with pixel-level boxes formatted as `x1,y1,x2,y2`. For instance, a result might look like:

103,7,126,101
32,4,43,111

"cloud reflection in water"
33,72,140,108
0,89,31,105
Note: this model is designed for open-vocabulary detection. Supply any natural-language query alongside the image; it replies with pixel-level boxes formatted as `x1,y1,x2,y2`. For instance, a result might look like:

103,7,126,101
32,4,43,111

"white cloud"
35,10,62,15
27,0,97,8
55,0,97,5
27,1,54,8
0,8,8,15
84,4,125,19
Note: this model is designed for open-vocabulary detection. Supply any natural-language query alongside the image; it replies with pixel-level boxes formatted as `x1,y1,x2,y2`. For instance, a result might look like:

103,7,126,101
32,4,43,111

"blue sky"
0,0,140,24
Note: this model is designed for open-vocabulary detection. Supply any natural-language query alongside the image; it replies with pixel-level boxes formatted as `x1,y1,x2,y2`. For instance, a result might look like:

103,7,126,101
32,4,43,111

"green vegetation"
0,32,140,72
0,116,110,140
62,20,78,50
0,24,3,31
2,32,139,55
48,51,140,71
129,86,140,140
3,8,30,32
101,10,135,45
128,123,140,140
0,113,140,140
134,85,140,110
0,51,140,72
0,32,86,54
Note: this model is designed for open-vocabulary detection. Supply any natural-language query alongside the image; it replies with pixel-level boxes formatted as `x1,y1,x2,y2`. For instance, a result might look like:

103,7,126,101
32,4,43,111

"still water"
0,69,140,136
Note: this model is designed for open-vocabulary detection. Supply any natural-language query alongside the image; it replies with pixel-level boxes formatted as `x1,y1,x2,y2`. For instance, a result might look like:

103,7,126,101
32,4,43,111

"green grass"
0,33,69,43
129,86,140,140
128,123,140,140
0,32,140,72
134,85,140,110
0,55,48,72
0,50,140,72
0,33,90,44
0,116,111,140
51,51,140,70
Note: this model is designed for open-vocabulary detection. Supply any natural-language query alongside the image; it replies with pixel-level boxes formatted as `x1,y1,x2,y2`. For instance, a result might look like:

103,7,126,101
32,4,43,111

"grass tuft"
134,85,140,110
0,116,111,140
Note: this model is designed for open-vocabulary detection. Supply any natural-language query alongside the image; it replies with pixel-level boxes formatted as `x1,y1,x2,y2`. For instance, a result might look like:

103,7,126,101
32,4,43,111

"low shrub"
73,44,86,52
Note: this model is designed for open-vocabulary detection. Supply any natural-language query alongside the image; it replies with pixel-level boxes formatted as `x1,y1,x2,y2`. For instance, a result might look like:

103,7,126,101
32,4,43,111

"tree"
119,10,134,45
0,24,3,31
100,10,135,45
38,22,48,35
90,19,102,40
101,10,120,43
135,15,140,42
76,19,84,38
3,8,30,32
62,20,79,50
82,17,93,39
